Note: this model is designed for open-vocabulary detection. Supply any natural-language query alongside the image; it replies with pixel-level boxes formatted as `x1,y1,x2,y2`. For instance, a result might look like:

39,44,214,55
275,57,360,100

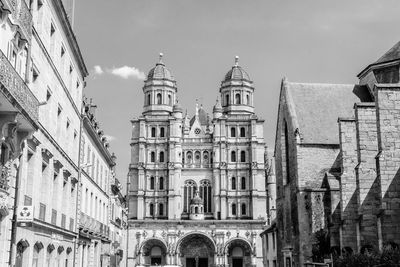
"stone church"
127,55,269,267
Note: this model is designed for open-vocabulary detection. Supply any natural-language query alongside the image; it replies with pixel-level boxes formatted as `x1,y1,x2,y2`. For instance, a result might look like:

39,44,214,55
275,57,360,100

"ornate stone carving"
251,162,258,168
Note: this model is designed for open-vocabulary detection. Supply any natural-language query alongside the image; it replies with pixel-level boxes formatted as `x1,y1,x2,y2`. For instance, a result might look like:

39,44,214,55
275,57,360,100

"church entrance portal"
178,234,215,267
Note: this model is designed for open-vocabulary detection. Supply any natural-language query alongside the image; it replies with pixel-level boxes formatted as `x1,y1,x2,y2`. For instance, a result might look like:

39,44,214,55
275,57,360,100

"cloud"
109,66,146,80
104,135,116,142
93,65,104,75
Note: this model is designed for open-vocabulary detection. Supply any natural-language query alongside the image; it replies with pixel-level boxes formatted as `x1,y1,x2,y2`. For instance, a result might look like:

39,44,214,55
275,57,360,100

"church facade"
127,55,268,267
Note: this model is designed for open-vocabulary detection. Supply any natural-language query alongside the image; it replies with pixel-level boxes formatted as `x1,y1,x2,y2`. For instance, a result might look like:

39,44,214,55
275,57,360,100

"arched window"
231,151,236,162
231,127,236,137
150,152,155,162
240,151,246,162
149,203,154,216
232,203,237,216
235,93,241,104
150,177,155,190
187,151,192,164
183,180,197,213
225,94,230,106
231,177,236,190
195,207,198,213
246,94,250,105
159,203,164,216
147,94,151,105
159,151,164,162
168,95,172,105
203,151,209,164
240,127,246,137
157,93,162,104
159,177,164,190
241,177,246,190
200,180,212,213
160,127,165,137
194,151,201,166
182,152,185,164
241,203,246,215
151,127,156,137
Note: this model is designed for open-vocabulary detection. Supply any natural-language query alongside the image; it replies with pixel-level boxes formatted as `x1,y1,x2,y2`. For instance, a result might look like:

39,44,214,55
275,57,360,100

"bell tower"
142,53,177,115
220,56,255,114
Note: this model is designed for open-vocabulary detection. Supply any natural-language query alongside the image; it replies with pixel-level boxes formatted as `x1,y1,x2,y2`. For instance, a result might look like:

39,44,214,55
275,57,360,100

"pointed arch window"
200,180,212,213
183,180,197,213
235,93,241,104
232,203,237,216
231,151,236,162
231,177,236,190
240,151,246,162
231,127,236,137
159,203,164,216
241,177,246,190
159,177,164,190
241,203,246,215
150,152,155,163
157,93,162,104
159,151,164,162
150,177,155,190
149,203,154,216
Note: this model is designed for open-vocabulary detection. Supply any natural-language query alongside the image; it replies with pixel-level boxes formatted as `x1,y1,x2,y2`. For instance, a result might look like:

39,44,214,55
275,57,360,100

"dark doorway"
198,258,208,267
186,258,196,267
232,258,243,267
151,257,162,265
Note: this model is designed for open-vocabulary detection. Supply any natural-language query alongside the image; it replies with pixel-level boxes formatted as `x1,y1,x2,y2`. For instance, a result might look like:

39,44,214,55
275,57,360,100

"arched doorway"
177,233,216,267
225,239,252,267
140,238,168,266
15,239,30,267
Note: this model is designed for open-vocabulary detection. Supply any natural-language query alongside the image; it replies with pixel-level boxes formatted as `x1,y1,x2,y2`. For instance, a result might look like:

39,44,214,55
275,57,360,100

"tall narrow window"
240,127,246,137
235,93,241,104
200,180,212,213
168,95,172,105
246,94,250,105
225,94,229,106
160,127,165,137
183,180,197,213
231,151,236,162
159,177,164,190
151,127,156,137
159,203,164,216
231,127,236,137
232,177,236,190
147,94,151,105
150,177,155,190
150,152,155,162
284,121,291,183
159,151,164,162
240,151,246,162
241,203,246,215
232,204,237,216
241,177,246,190
157,93,162,104
149,203,154,216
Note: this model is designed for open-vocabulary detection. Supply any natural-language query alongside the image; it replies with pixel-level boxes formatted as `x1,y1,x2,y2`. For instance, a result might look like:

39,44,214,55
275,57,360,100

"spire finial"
195,99,199,117
159,52,164,64
235,55,239,66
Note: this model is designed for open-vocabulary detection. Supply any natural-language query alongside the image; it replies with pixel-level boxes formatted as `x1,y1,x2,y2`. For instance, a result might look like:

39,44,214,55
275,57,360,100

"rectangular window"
24,195,32,205
61,214,66,228
51,209,57,225
39,203,46,221
69,218,74,231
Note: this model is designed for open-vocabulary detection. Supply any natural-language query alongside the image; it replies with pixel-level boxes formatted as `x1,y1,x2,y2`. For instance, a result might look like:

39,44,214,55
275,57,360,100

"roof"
147,62,175,81
224,65,251,82
375,41,400,64
286,82,372,144
190,107,209,126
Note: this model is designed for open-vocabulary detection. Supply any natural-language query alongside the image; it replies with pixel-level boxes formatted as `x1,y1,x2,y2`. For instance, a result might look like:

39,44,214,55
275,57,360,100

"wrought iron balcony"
2,0,33,41
0,49,39,124
0,165,9,192
79,212,110,239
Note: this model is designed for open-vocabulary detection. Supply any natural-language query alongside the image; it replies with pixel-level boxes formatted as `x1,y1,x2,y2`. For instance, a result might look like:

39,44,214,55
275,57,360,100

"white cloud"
109,66,146,80
104,135,116,142
93,65,104,75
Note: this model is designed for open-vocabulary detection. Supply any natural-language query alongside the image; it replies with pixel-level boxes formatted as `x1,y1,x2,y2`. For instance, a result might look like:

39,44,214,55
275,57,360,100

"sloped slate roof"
224,66,251,81
287,82,372,144
190,108,209,126
375,41,400,64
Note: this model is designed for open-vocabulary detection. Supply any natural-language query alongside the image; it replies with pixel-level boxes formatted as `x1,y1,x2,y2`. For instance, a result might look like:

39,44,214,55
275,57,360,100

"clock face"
194,128,201,135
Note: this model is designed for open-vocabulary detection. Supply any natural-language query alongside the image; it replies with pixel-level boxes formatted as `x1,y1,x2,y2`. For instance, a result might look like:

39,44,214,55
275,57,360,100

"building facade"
127,55,268,267
0,0,40,265
274,41,400,267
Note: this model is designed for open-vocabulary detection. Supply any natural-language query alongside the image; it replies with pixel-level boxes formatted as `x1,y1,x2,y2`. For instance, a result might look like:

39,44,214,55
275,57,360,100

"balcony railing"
79,212,110,239
0,165,9,192
2,0,33,40
0,50,39,124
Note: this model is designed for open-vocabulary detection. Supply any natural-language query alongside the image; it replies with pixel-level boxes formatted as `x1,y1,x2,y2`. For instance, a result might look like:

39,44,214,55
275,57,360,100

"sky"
74,0,400,185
